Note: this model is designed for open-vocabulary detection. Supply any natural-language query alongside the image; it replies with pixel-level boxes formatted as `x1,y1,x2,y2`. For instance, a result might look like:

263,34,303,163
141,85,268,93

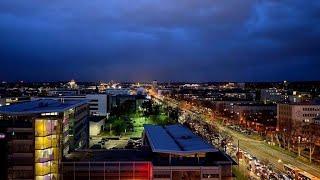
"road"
219,124,320,178
150,92,320,178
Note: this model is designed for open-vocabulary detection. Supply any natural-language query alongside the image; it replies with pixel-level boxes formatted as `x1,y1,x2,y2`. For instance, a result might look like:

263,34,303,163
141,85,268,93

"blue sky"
0,0,319,82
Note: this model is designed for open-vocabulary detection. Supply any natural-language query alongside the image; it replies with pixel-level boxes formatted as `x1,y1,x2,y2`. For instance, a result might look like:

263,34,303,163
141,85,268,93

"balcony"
35,119,59,137
9,140,33,153
8,157,34,166
35,135,59,150
35,173,59,180
35,148,59,163
35,161,59,176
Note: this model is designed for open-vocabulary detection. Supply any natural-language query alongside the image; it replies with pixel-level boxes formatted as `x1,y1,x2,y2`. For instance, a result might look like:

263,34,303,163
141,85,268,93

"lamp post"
298,136,301,157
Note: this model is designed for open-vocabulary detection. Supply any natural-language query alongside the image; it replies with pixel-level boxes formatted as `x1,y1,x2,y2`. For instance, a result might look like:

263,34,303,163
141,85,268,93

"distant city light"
0,133,5,139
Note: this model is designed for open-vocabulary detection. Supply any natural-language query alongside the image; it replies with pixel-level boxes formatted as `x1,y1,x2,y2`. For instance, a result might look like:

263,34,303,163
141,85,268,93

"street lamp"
298,136,301,157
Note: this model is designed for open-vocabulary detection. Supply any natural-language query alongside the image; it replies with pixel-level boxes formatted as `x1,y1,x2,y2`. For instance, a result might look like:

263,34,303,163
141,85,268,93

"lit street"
219,123,320,178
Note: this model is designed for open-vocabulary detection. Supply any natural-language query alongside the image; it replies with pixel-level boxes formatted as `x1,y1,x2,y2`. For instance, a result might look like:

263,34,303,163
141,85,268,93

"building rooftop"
279,102,320,106
236,103,276,107
0,99,89,115
144,124,217,154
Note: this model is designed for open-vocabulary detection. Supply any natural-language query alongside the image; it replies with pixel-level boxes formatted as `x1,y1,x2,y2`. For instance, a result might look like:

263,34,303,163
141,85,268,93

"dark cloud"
0,0,319,82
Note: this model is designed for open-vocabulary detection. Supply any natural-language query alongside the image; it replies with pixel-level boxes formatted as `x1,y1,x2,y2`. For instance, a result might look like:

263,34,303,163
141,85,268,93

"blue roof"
0,99,89,115
144,124,217,154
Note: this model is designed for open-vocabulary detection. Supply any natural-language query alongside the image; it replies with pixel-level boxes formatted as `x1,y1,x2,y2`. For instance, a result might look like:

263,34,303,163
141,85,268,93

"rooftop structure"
33,94,109,116
144,124,217,154
0,99,89,115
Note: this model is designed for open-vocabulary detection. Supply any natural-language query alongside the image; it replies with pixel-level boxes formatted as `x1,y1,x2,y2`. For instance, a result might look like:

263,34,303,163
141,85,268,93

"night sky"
0,0,320,82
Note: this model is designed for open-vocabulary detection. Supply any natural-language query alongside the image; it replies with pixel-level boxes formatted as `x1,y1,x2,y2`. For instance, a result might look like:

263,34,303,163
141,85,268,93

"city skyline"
1,78,320,179
1,0,320,82
1,1,320,179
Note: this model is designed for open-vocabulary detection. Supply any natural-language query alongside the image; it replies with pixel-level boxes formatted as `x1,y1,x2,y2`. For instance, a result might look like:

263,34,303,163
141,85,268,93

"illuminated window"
41,112,58,116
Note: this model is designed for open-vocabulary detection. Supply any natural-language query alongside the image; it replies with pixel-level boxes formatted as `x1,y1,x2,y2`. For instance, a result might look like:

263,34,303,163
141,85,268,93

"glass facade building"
0,99,89,180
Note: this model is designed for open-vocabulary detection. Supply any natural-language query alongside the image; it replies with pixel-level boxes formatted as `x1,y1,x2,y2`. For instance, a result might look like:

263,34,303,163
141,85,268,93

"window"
41,112,58,116
203,174,219,178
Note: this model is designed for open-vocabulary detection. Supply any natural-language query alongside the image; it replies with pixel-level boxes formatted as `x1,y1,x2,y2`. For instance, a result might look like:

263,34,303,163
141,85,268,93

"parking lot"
90,136,142,150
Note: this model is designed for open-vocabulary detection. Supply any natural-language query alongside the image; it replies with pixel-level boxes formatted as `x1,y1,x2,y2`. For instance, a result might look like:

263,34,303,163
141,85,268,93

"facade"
106,88,131,96
277,103,320,133
277,103,320,157
47,90,79,96
89,116,106,136
0,96,31,106
260,88,283,104
310,117,320,159
233,103,277,131
288,91,312,104
106,88,133,112
107,94,141,113
62,161,152,180
225,92,248,99
86,94,108,116
213,100,252,114
234,104,276,115
234,104,276,121
0,99,89,180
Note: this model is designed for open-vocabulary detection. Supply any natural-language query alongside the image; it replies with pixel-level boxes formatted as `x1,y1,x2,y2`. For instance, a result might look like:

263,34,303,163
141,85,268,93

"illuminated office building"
0,99,89,180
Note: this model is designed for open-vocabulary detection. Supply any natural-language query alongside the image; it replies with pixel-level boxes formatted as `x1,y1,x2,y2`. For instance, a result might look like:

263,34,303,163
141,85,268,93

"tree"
110,100,136,116
112,117,128,135
307,125,317,163
141,100,152,116
153,104,160,115
168,107,180,122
